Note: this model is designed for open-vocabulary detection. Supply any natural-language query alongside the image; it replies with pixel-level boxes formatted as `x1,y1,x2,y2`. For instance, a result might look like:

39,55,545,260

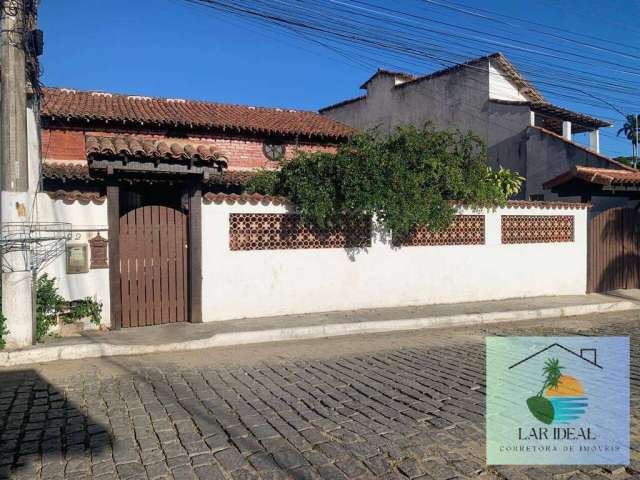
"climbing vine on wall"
246,125,524,239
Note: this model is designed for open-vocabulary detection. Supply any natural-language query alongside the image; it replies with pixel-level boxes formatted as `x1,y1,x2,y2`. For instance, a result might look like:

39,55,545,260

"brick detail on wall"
42,129,86,161
501,215,574,244
394,215,485,246
229,213,371,250
42,128,336,169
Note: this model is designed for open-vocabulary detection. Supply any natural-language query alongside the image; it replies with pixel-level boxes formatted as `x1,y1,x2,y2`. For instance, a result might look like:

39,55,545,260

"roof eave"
41,114,352,142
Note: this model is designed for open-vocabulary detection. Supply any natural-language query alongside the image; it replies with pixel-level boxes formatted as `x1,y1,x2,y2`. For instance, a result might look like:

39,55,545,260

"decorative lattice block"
501,215,574,244
229,213,371,250
394,215,485,246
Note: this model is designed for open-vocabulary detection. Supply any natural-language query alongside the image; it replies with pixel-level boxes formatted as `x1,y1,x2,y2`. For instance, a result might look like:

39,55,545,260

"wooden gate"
588,207,640,292
119,205,188,327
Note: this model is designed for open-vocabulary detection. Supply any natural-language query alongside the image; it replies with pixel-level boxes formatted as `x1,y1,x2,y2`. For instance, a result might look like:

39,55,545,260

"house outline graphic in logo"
508,343,602,425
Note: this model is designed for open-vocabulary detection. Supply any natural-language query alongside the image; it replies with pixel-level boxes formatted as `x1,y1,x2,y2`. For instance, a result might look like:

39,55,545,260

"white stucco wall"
488,62,529,101
202,202,588,322
3,103,43,347
35,193,111,326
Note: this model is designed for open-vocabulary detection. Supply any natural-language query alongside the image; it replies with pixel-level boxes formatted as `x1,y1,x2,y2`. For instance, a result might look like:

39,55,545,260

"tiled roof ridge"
529,126,635,171
43,86,315,115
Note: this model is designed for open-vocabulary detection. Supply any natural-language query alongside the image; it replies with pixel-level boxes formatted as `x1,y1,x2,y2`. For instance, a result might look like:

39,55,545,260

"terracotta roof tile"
41,160,262,188
206,170,258,187
46,190,105,205
42,162,93,181
42,87,355,139
544,165,640,189
86,135,228,166
502,199,589,210
448,199,588,209
202,193,588,209
202,192,289,205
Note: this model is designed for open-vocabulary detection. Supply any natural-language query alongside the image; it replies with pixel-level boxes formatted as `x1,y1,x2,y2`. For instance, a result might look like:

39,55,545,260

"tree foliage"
247,125,524,238
617,114,640,167
0,312,7,350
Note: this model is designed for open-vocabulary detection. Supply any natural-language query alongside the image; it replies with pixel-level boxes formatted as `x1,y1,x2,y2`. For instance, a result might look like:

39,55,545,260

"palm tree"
526,357,565,424
617,114,640,167
538,358,564,396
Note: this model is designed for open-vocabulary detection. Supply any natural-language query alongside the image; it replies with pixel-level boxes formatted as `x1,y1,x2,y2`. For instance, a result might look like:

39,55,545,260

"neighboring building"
320,52,634,209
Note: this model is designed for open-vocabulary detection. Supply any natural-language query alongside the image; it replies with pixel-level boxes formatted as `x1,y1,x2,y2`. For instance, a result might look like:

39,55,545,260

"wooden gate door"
588,207,640,292
119,205,188,327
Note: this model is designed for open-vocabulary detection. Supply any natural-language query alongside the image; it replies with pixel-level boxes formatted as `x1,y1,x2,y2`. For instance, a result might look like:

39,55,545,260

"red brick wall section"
42,129,86,161
42,128,337,169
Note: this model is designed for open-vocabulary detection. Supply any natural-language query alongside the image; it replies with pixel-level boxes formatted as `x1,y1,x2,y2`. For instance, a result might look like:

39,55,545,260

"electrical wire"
177,0,636,155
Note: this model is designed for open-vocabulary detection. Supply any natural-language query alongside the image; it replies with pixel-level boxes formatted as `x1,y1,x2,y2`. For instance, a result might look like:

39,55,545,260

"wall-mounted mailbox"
89,233,108,269
66,244,89,274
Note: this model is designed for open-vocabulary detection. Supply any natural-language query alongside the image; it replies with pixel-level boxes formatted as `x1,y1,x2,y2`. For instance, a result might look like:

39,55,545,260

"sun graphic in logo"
526,358,589,424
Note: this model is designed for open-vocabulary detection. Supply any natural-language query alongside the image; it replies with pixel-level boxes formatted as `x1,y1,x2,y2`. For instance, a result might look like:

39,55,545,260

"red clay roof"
544,165,640,189
42,87,355,139
86,135,228,166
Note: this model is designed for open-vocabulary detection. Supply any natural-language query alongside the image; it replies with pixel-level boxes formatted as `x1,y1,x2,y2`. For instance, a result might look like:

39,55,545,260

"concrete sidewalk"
2,292,639,367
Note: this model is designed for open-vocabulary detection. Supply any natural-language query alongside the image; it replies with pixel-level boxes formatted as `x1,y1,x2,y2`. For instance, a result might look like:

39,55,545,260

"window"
263,142,285,161
529,194,544,201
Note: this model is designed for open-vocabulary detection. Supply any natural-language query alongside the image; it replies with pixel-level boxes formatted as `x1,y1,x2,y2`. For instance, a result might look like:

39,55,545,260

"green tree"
247,125,524,238
617,114,640,167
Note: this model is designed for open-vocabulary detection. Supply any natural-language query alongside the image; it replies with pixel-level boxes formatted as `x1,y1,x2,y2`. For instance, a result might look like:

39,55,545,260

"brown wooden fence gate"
588,207,640,292
119,205,188,327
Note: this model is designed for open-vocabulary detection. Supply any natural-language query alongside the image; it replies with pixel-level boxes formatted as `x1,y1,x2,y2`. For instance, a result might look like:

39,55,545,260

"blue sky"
40,0,640,158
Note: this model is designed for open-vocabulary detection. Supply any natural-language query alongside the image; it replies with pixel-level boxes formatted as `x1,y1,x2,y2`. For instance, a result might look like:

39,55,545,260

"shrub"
0,312,8,350
0,274,102,345
68,297,103,326
246,125,524,239
36,274,65,343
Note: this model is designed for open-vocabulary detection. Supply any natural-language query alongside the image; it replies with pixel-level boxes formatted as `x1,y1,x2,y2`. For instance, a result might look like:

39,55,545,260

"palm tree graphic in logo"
526,357,588,425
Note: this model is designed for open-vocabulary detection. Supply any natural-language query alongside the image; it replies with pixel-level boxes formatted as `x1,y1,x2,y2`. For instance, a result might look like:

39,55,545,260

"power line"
181,0,640,110
179,0,640,154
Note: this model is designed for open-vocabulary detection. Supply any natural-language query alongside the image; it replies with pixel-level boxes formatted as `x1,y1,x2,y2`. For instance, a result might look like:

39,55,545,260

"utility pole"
1,0,34,347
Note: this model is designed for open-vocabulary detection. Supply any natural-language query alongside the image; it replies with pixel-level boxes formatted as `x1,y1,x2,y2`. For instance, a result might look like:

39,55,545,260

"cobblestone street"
0,311,638,480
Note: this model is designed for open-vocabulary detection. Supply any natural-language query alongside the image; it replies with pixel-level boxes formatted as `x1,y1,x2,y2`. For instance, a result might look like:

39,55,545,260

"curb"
2,300,638,367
